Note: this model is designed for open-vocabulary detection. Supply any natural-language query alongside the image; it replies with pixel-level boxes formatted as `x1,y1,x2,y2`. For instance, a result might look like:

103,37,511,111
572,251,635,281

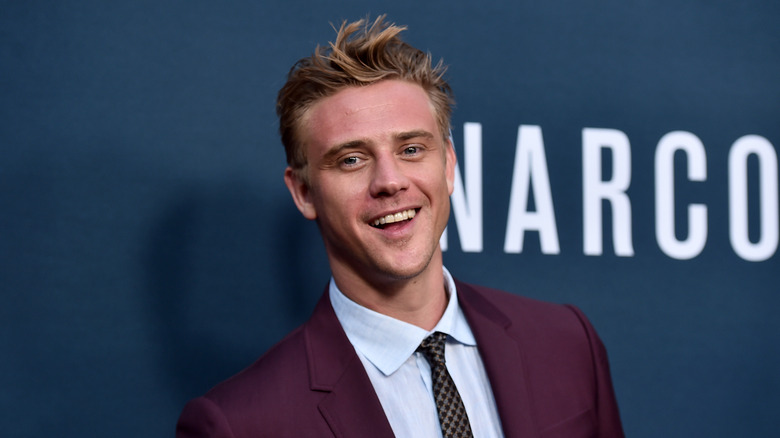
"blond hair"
276,15,454,177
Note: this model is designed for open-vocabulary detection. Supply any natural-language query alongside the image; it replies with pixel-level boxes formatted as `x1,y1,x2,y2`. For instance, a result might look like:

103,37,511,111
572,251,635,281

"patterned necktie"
417,332,474,438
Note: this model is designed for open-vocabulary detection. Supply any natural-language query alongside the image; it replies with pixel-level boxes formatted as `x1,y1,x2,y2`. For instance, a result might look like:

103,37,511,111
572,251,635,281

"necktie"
417,332,474,438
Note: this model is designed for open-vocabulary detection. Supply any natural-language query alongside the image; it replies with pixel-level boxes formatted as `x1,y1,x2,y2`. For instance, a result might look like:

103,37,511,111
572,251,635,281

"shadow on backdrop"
144,182,328,402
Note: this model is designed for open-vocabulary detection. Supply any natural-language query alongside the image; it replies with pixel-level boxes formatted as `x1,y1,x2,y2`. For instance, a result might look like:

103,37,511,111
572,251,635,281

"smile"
371,209,417,228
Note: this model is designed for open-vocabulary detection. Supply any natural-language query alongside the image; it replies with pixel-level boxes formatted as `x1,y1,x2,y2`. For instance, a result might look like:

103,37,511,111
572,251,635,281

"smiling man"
286,79,456,331
176,16,624,438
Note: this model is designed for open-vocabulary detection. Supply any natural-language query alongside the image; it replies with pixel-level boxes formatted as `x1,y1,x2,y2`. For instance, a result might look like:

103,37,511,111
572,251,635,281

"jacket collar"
456,280,539,438
303,289,395,438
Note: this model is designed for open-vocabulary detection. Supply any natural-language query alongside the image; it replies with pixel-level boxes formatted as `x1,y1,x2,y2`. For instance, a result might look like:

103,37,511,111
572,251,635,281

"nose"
369,153,410,198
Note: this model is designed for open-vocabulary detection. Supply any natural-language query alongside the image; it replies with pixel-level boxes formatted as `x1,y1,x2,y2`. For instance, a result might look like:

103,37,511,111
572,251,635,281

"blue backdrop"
2,1,778,437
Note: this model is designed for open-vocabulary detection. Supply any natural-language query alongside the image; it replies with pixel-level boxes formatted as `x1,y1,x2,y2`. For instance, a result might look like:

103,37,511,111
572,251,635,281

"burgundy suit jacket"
176,280,625,437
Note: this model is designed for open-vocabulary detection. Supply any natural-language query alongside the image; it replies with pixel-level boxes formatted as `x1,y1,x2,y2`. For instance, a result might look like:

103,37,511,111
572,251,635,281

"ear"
284,166,317,220
444,138,457,196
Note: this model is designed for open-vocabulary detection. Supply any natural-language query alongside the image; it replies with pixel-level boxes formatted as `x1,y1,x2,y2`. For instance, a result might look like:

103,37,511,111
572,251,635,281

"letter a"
504,125,560,254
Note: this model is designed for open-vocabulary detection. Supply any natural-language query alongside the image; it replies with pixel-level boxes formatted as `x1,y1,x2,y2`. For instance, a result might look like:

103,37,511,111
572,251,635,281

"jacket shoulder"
457,281,586,331
177,325,331,437
456,280,624,437
214,323,330,408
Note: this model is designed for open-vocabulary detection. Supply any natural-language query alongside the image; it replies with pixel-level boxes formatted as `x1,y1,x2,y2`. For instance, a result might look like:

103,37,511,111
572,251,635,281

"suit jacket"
176,280,625,437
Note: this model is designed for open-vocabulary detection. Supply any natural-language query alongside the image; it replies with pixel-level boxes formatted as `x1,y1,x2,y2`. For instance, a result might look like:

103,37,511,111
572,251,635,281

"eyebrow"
322,140,368,163
396,130,435,142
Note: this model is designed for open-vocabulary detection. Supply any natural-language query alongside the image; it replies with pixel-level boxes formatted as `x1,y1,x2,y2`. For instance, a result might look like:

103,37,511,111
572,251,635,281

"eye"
403,145,421,155
339,154,365,169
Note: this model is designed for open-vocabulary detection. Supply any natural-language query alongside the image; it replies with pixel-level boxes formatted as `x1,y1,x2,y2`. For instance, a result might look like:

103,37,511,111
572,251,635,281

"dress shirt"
329,267,504,438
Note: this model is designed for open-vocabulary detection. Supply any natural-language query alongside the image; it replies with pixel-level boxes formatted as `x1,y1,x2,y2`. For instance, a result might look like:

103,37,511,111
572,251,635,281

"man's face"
285,79,455,287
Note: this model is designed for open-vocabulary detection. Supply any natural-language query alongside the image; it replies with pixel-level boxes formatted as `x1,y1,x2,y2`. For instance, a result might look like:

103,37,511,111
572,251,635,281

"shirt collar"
329,267,476,376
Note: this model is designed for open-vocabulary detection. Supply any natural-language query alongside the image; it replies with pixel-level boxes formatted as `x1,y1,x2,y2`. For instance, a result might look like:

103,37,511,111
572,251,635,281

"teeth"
373,209,416,227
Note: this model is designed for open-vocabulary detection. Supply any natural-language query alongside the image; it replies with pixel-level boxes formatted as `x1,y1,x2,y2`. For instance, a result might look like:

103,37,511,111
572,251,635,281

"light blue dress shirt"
329,267,504,437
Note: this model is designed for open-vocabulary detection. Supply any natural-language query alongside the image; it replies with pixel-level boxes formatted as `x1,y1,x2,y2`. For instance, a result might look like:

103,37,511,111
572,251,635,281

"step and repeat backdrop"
2,1,777,437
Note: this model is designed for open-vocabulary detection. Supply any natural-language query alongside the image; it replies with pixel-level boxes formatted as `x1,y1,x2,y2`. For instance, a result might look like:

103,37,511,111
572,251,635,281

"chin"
374,253,436,281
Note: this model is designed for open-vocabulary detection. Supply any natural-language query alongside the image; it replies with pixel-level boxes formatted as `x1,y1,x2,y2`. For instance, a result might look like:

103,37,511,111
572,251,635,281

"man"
177,16,624,438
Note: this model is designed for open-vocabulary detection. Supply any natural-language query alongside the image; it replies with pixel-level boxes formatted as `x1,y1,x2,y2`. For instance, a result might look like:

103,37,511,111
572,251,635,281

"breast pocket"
539,408,596,438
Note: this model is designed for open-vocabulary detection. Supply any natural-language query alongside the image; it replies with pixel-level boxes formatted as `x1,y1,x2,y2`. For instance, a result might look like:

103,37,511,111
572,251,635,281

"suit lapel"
303,291,395,438
457,281,539,438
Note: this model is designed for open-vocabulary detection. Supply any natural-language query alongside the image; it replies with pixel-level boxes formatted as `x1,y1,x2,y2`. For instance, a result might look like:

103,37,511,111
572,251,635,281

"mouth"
370,208,417,229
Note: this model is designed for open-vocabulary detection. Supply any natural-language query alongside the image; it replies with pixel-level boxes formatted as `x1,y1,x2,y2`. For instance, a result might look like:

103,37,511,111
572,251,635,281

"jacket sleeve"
565,304,625,438
176,396,236,438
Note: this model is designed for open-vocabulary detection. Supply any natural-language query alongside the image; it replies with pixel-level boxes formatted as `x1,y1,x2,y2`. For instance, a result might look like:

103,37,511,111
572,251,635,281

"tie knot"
417,331,448,365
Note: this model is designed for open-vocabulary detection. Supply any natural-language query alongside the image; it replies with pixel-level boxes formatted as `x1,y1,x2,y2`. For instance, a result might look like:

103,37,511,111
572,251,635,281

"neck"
331,256,448,331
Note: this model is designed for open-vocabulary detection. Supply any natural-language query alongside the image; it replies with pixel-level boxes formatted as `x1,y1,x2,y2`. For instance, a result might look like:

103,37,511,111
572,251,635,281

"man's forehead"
300,80,440,148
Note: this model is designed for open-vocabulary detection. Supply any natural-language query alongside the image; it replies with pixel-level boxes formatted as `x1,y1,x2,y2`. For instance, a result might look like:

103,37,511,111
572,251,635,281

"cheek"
315,180,361,216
